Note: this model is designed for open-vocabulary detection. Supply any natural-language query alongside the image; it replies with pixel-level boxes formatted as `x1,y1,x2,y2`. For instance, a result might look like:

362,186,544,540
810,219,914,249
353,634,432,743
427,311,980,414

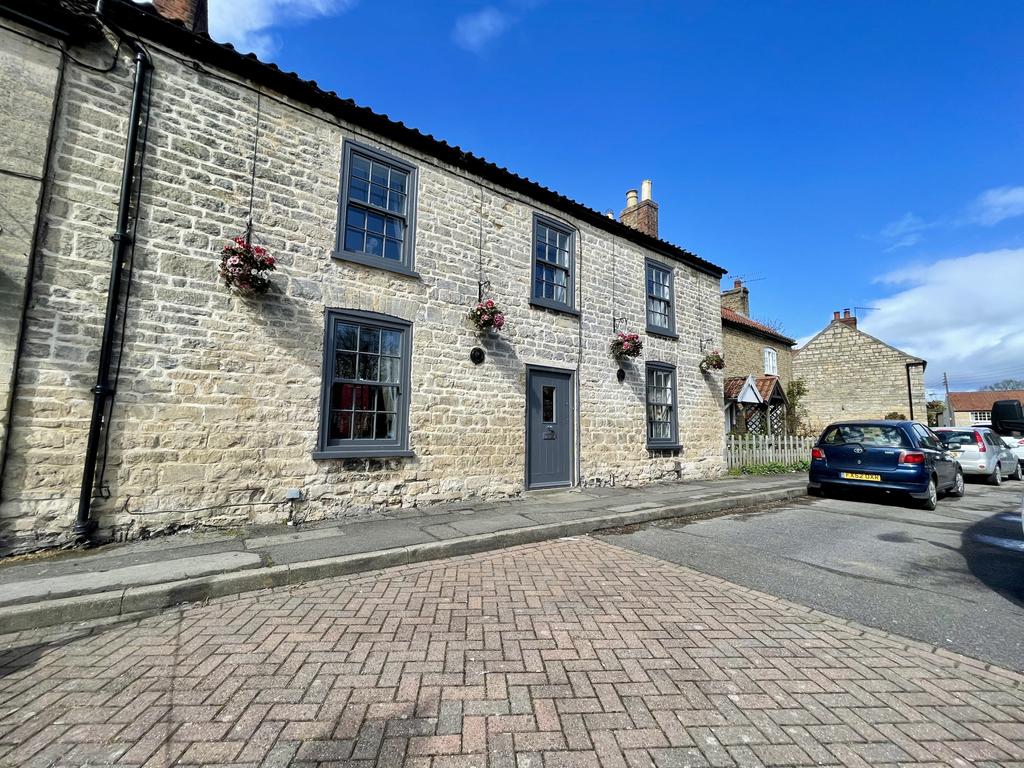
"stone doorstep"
0,484,806,634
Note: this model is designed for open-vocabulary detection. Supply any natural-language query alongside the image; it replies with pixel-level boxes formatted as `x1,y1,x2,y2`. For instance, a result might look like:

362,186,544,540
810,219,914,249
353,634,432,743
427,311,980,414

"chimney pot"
640,179,653,202
843,309,851,318
833,311,841,321
733,279,742,289
621,183,658,237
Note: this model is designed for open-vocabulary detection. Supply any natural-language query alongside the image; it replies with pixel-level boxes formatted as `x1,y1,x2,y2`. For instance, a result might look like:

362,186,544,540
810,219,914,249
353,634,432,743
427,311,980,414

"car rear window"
821,424,909,447
937,430,976,447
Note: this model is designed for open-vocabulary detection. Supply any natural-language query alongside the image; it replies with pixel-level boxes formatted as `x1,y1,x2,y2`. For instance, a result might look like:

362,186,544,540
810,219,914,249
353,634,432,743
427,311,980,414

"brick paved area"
2,538,1024,768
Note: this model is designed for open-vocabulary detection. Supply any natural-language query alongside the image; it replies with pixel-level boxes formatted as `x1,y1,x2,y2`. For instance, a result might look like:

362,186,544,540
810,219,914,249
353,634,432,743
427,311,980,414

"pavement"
602,479,1024,671
0,474,807,633
3,536,1024,768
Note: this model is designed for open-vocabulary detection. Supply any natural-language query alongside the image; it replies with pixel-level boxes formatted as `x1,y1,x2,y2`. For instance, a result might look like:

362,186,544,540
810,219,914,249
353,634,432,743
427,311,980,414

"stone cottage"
793,310,926,431
0,0,727,554
947,390,1024,427
719,280,795,434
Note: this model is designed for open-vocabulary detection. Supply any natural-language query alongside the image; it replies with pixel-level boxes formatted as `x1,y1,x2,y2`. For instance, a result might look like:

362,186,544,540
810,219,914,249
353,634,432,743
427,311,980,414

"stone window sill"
529,299,581,318
312,449,416,460
331,250,421,279
647,443,683,452
646,327,679,340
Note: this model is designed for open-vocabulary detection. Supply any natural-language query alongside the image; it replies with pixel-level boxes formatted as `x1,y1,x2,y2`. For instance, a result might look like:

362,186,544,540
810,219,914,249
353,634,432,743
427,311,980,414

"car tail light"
899,450,925,465
975,431,986,453
811,447,825,461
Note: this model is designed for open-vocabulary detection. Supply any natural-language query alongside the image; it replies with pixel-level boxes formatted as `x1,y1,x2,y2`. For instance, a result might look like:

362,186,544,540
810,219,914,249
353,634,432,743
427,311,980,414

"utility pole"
943,372,953,427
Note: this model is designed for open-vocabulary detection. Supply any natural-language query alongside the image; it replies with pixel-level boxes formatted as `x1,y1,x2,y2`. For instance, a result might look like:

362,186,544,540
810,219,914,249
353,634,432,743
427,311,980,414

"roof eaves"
100,0,727,278
721,311,796,346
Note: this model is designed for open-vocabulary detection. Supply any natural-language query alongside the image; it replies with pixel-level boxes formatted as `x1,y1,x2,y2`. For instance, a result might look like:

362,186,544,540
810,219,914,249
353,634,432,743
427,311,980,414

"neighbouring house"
793,309,926,430
719,280,796,434
947,391,1024,426
0,0,727,554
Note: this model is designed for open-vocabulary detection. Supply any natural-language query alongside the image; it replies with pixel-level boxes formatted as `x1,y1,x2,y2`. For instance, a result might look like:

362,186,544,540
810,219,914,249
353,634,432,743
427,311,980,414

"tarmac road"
600,478,1024,671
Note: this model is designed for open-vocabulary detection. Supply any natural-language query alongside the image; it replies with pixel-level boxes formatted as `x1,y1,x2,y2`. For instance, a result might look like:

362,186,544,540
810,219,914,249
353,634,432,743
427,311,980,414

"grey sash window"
646,260,675,335
646,363,678,446
531,214,575,312
317,310,412,458
334,141,418,276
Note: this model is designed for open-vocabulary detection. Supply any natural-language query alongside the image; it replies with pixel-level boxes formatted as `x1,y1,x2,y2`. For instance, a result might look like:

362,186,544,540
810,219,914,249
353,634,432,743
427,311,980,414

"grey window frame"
333,140,419,277
314,308,414,460
645,361,680,449
530,213,579,316
645,259,677,338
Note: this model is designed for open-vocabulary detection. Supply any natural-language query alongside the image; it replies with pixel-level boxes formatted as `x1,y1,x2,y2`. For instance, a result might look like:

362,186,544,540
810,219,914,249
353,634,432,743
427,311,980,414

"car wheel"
949,469,965,498
920,478,938,511
989,464,1003,486
807,486,823,497
1011,463,1023,481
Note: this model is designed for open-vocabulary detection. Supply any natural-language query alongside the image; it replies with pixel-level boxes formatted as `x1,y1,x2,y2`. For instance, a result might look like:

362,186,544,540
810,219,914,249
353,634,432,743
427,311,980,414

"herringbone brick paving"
1,537,1023,767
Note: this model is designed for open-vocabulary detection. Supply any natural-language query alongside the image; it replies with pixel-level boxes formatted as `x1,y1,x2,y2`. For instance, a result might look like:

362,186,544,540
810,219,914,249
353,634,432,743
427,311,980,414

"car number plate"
840,472,881,481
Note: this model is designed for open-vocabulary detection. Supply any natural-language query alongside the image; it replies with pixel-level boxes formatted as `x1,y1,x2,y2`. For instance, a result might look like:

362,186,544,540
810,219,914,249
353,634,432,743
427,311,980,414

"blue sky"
206,0,1024,393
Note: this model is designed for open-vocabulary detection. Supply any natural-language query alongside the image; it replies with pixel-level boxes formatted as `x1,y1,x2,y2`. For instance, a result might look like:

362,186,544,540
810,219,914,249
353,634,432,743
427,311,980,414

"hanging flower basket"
699,350,725,373
219,236,276,297
610,331,643,362
469,299,506,334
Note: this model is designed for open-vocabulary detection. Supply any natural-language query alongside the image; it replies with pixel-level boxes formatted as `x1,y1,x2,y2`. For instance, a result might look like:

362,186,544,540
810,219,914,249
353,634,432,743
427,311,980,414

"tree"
983,379,1024,391
756,317,788,335
785,378,809,435
926,400,946,427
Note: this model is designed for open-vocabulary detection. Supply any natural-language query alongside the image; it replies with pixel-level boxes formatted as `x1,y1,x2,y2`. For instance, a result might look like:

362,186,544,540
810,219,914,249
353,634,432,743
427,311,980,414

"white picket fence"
726,434,816,469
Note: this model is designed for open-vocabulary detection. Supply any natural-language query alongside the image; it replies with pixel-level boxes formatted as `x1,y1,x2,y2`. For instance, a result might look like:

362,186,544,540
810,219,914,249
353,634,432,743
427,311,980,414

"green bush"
728,460,810,476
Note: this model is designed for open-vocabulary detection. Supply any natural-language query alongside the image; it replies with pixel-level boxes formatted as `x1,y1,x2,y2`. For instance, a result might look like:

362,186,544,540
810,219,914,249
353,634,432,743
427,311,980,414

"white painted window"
763,347,778,376
971,410,992,422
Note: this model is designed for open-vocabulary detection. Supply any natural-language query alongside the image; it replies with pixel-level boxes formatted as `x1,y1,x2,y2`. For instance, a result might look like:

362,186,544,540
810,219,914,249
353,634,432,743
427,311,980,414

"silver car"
935,427,1022,484
973,422,1024,465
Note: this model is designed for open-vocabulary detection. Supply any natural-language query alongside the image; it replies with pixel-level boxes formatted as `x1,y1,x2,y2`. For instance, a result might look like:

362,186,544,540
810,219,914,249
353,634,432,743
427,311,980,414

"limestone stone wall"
0,36,725,554
0,24,62,479
793,322,927,432
721,326,793,389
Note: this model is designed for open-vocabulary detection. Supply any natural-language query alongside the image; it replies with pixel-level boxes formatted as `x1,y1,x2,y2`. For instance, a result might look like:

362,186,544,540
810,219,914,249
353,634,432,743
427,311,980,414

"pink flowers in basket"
610,331,643,362
219,236,276,297
469,299,506,333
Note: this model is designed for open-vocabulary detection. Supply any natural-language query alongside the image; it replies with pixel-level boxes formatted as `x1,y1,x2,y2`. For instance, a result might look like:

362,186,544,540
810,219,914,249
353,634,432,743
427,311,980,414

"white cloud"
206,0,356,59
452,7,510,52
859,248,1024,384
967,186,1024,226
878,212,931,251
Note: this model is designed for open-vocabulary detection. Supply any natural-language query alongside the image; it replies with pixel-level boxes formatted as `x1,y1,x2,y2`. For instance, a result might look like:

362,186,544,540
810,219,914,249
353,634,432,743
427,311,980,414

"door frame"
524,364,576,490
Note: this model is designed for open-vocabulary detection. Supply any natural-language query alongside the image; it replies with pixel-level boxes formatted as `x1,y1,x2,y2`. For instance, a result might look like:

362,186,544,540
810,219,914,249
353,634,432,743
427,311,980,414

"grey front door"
527,369,573,489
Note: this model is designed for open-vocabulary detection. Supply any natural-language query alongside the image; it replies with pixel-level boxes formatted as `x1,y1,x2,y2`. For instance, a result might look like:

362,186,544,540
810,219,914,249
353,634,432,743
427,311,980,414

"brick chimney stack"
836,308,857,329
721,278,750,317
152,0,209,34
620,179,659,238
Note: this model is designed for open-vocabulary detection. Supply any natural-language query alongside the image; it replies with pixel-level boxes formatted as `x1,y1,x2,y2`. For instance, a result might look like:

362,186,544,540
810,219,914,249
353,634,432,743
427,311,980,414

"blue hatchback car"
808,420,965,510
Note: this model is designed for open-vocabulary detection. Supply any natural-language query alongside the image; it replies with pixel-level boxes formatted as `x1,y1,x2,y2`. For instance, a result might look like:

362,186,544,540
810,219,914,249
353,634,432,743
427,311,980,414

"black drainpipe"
75,5,151,540
905,361,925,421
